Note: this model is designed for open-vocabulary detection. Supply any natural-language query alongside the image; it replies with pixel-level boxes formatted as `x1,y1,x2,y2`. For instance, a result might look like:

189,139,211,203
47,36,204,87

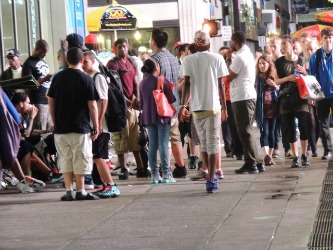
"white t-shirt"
182,51,229,111
229,44,257,103
12,67,22,79
129,55,143,83
91,71,109,133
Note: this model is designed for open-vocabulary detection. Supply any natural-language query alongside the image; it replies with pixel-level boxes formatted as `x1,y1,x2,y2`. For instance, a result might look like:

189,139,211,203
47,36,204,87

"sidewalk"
0,133,328,250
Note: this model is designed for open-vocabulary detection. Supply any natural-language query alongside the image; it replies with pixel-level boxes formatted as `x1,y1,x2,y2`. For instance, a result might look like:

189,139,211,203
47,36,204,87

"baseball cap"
84,34,98,45
194,30,210,46
6,49,20,57
173,41,182,49
66,33,84,48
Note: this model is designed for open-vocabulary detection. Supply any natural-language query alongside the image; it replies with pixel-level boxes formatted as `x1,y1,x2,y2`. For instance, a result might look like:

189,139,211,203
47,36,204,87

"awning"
314,11,333,23
291,24,332,41
87,1,153,31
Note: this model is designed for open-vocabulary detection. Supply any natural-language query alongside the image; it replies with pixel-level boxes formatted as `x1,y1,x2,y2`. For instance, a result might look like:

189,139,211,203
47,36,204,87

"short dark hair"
11,92,28,106
231,31,246,46
188,43,197,54
114,38,128,47
141,58,158,75
219,46,230,52
83,50,95,61
35,39,48,50
128,48,138,57
67,47,84,65
151,28,168,48
321,27,333,37
281,34,295,44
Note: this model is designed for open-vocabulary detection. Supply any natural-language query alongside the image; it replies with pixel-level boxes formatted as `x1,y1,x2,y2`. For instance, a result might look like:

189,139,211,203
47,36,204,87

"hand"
60,39,68,51
91,127,99,141
287,74,297,82
44,74,53,82
178,107,190,122
221,109,228,122
296,64,307,75
132,98,140,110
308,100,315,106
28,105,38,119
266,78,275,87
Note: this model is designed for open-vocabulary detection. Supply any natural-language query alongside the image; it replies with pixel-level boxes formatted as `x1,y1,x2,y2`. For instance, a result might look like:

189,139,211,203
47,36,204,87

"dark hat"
66,33,84,48
6,49,20,57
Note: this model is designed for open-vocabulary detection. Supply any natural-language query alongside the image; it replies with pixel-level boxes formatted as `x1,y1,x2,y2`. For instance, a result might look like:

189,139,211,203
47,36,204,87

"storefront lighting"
203,23,211,34
97,34,104,43
134,31,142,41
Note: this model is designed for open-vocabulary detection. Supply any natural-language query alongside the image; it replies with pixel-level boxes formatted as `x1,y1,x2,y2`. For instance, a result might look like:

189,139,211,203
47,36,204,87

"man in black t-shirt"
22,39,53,131
48,47,100,201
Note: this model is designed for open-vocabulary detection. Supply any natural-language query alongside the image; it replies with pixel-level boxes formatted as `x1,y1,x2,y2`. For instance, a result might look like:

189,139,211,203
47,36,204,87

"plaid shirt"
153,49,180,111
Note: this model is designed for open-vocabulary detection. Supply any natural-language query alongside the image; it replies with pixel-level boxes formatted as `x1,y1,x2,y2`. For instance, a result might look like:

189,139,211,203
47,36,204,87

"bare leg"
301,140,308,155
172,144,185,166
290,142,298,157
31,152,52,176
10,158,25,181
63,172,74,190
133,151,143,170
74,174,85,191
208,153,218,181
94,158,113,183
118,153,126,168
20,153,32,176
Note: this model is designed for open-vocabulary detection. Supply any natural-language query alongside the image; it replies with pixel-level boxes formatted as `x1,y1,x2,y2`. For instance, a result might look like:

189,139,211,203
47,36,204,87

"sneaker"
111,166,122,176
99,184,120,198
61,193,74,201
272,149,279,158
236,155,243,160
118,168,129,180
322,152,332,160
151,172,163,184
191,169,208,181
301,153,310,166
92,184,106,196
84,179,94,190
136,168,151,178
226,152,233,158
257,163,265,172
235,164,259,174
75,192,100,200
215,169,224,179
162,172,176,183
172,164,187,178
285,150,293,159
312,153,318,157
23,176,45,190
17,181,35,193
197,160,203,170
51,173,64,184
291,156,301,168
206,178,219,193
188,156,198,169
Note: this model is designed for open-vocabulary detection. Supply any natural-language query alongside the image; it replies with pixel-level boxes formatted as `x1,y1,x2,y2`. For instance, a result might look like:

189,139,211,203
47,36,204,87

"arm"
132,75,140,109
48,97,55,125
226,69,238,83
178,75,191,121
218,77,228,122
25,105,38,137
97,99,108,134
88,100,99,141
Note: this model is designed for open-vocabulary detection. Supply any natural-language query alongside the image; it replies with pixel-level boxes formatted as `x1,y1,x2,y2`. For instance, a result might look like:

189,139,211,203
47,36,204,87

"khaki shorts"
193,112,221,155
170,118,182,146
112,108,141,154
54,133,93,175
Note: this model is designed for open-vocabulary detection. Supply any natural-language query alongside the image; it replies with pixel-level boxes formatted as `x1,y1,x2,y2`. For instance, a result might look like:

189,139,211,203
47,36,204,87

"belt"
192,109,220,118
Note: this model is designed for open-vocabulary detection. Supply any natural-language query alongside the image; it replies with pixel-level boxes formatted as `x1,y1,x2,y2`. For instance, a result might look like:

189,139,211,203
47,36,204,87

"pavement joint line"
58,184,156,249
203,173,260,249
267,168,304,249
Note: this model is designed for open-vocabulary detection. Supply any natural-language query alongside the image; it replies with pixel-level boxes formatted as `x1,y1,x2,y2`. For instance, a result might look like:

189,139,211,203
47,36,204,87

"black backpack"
93,58,127,132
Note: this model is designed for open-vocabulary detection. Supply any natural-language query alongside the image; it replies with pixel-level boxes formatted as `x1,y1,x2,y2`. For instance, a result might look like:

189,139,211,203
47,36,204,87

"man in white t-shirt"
82,51,120,198
179,30,228,193
0,49,23,95
226,31,264,174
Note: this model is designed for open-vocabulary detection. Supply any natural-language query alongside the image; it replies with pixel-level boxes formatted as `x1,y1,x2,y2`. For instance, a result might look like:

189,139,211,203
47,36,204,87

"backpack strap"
157,76,164,91
92,72,102,83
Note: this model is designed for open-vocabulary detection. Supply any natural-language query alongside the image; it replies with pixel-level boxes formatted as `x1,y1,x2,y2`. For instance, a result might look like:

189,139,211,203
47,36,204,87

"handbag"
153,76,176,117
296,75,325,101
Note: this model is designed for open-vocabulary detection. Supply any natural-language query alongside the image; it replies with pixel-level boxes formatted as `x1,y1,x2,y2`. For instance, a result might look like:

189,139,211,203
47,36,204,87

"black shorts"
92,133,110,159
17,140,34,162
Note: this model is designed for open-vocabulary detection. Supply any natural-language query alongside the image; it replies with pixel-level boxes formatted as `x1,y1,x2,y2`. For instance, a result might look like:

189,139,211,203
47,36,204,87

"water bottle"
294,69,300,77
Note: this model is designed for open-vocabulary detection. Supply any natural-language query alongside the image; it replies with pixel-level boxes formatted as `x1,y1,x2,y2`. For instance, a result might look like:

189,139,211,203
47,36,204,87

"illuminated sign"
101,6,137,30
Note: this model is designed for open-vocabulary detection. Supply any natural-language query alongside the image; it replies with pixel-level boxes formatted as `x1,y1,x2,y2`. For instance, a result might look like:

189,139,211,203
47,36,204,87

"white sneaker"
162,172,176,183
16,176,45,193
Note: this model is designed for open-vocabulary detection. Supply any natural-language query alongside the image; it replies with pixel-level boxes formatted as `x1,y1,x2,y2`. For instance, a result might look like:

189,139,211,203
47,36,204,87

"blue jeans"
260,117,277,148
146,124,171,175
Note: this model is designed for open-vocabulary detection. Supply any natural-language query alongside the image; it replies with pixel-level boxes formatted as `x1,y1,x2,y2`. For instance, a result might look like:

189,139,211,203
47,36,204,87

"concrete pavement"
0,136,328,250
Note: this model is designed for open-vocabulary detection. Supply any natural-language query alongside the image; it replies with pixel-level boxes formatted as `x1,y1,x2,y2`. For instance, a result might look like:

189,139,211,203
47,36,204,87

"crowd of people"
1,26,333,198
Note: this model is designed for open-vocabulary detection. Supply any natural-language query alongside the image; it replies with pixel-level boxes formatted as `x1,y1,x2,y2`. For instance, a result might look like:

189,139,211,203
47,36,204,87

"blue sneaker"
151,172,162,184
162,172,176,183
99,184,120,198
206,179,219,193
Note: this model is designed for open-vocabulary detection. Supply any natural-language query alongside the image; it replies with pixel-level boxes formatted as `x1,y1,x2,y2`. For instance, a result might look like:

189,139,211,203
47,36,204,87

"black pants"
308,105,320,154
282,111,309,143
316,98,333,154
226,101,243,156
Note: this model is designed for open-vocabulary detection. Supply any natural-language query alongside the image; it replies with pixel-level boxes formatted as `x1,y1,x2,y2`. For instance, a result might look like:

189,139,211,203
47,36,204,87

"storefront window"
1,1,15,51
29,0,40,48
16,0,29,62
239,0,257,40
